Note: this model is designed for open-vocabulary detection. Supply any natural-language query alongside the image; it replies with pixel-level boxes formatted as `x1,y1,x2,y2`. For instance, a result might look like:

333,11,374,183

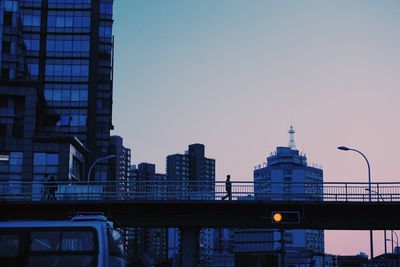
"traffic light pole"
280,229,285,267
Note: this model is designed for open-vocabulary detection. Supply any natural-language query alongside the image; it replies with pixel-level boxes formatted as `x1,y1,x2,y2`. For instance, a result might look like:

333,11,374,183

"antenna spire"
288,125,296,149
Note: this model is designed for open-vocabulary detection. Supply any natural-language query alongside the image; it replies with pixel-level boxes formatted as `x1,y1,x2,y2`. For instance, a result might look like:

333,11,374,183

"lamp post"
338,146,373,258
366,189,387,255
386,235,398,250
87,155,116,184
391,231,399,253
388,232,400,267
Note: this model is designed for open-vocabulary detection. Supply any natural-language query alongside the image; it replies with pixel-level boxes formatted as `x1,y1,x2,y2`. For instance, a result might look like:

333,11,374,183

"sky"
112,0,400,257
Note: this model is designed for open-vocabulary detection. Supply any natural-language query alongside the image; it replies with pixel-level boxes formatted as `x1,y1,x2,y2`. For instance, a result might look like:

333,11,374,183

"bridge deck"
1,200,399,230
1,181,399,230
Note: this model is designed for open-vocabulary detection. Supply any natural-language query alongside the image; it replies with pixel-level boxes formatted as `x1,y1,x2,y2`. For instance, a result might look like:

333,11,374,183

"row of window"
0,152,23,166
24,32,110,53
21,13,41,27
44,89,88,102
48,0,90,3
0,151,84,181
45,82,88,91
3,1,19,12
56,115,87,127
45,64,89,77
33,153,59,174
24,38,40,51
48,11,90,28
44,83,88,102
46,38,90,52
33,153,58,166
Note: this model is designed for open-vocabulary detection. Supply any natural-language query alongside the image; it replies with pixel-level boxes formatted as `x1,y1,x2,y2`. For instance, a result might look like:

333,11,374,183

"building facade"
0,0,115,191
109,135,131,192
166,143,216,266
127,162,168,266
250,146,324,266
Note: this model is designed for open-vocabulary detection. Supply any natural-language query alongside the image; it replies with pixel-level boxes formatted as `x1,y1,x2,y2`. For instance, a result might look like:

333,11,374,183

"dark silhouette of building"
166,143,216,266
0,0,114,190
235,127,324,266
128,163,168,266
109,135,131,189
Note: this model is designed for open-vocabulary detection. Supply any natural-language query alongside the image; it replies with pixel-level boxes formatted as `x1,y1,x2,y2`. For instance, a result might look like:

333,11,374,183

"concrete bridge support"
180,227,200,267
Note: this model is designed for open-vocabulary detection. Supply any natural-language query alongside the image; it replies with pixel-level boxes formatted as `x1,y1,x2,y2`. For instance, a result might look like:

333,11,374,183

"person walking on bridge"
222,175,232,200
44,175,57,201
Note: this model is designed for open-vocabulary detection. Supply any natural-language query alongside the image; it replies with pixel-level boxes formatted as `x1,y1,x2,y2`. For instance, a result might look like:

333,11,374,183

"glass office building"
21,0,114,181
0,0,114,187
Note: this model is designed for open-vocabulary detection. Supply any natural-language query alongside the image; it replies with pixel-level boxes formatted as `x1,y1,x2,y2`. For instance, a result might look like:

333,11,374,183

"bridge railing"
0,181,399,202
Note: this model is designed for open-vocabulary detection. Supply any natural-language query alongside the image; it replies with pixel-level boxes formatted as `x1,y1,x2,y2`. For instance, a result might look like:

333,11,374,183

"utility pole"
280,229,285,267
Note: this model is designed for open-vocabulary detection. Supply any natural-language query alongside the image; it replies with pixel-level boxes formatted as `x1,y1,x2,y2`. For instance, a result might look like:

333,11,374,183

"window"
44,83,88,103
46,35,90,53
33,153,46,166
1,69,10,79
99,25,112,38
4,1,19,11
71,156,83,180
2,41,11,53
24,38,40,51
0,124,6,137
0,97,7,108
0,234,20,257
21,14,41,27
33,153,59,174
9,152,23,166
28,64,39,76
48,0,91,9
45,59,89,81
47,10,91,33
47,154,58,165
29,230,97,266
56,115,86,127
107,229,124,257
100,3,112,15
30,231,95,252
4,12,13,26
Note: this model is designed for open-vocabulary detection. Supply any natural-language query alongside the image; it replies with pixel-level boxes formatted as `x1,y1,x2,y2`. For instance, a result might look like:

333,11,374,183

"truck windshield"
29,230,97,267
0,228,98,267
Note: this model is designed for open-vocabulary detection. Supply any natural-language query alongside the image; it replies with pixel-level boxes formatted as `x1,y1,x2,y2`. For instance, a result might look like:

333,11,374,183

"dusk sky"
112,0,400,256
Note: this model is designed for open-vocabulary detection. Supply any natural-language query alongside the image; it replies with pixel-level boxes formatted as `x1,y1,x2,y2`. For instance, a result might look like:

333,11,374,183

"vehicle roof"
0,219,107,229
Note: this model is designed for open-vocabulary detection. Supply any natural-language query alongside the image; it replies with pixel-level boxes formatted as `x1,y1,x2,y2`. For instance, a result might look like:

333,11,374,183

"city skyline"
2,0,398,264
111,0,400,258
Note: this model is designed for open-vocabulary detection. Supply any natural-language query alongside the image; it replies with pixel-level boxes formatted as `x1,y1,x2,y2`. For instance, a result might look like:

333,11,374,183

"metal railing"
0,181,400,202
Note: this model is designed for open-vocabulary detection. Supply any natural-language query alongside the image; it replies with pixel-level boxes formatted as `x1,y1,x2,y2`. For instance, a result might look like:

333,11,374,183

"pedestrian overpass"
1,180,399,266
0,180,399,230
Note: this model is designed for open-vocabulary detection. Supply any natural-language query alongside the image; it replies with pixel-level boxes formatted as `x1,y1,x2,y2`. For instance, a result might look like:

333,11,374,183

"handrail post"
376,183,380,202
345,183,348,202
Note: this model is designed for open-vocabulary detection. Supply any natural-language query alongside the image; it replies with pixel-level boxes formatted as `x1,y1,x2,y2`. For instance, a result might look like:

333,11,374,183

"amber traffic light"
271,211,300,224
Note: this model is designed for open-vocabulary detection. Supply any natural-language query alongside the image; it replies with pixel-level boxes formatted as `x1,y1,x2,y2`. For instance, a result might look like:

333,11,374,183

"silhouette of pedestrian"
44,175,57,200
222,175,232,200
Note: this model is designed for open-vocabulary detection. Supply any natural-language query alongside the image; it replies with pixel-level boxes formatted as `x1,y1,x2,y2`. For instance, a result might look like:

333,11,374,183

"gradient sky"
112,0,400,257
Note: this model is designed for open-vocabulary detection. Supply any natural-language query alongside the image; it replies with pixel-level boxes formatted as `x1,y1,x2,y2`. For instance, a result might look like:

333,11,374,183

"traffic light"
271,211,300,224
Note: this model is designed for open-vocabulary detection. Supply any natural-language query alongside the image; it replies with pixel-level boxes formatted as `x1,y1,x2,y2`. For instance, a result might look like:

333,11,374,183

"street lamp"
87,155,116,185
338,146,373,258
390,231,400,254
366,189,387,255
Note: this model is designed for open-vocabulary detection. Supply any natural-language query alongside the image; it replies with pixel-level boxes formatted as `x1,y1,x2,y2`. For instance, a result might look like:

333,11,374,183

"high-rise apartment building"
0,0,114,186
128,162,168,266
238,128,324,266
253,146,324,265
166,143,216,266
109,135,131,189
